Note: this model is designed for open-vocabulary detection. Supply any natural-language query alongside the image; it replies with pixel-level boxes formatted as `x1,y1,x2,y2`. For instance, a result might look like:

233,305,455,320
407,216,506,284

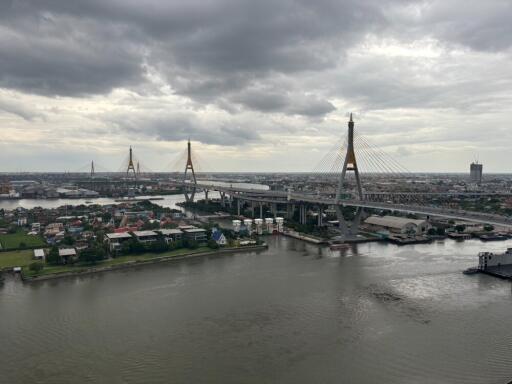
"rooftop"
365,215,427,229
158,229,183,235
106,232,133,240
132,230,158,237
183,228,207,233
59,248,76,257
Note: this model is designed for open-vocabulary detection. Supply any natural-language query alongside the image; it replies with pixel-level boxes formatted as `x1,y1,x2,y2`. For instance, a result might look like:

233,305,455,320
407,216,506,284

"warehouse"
364,215,429,235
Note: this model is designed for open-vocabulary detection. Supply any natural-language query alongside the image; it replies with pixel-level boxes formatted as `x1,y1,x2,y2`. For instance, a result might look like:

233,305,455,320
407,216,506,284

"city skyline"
1,0,512,172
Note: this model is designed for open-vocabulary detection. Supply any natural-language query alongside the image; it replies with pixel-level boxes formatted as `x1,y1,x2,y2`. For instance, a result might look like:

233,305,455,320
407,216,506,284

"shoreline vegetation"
20,244,268,283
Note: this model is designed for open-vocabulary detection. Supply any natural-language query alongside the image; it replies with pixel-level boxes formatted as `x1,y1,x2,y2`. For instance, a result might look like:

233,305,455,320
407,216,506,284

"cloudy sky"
1,0,511,173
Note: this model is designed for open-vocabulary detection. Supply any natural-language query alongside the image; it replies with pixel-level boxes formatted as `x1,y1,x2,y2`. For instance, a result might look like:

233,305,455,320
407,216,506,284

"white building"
33,249,45,261
479,248,512,269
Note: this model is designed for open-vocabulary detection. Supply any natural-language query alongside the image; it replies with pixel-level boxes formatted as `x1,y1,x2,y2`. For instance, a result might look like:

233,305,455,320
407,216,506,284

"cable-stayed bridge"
168,115,512,235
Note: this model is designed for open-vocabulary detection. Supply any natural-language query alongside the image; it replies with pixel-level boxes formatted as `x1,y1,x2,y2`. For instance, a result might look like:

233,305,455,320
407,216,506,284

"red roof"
114,226,139,233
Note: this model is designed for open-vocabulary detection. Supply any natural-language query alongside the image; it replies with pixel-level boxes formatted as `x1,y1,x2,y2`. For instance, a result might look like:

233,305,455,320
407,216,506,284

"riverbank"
21,244,268,283
282,230,327,244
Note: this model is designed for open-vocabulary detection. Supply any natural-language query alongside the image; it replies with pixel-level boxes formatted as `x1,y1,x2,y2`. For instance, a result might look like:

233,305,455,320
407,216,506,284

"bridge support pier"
317,206,323,227
237,199,241,216
335,206,364,239
220,192,226,208
204,189,209,204
259,203,263,219
299,204,307,225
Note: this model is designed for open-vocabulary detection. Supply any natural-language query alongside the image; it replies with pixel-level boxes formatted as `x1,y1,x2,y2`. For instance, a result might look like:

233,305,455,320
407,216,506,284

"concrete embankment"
282,231,327,244
22,244,268,283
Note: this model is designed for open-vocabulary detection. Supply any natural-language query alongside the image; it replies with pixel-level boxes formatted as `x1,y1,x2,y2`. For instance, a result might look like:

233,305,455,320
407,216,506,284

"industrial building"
364,215,429,236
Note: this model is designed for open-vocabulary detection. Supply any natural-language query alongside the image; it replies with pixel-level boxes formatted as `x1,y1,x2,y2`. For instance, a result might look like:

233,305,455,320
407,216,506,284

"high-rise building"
470,162,483,183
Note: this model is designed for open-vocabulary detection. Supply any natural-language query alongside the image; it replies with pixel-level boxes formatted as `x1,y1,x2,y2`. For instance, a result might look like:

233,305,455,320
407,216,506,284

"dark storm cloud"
414,1,512,52
105,111,261,146
0,0,394,106
0,6,144,96
2,0,512,154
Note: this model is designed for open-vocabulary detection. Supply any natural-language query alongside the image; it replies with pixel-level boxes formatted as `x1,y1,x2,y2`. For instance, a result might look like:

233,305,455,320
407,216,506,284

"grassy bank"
0,250,35,269
0,231,45,250
22,245,267,280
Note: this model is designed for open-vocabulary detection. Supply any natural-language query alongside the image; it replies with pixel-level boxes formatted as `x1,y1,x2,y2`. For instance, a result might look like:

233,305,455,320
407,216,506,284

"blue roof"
211,230,224,241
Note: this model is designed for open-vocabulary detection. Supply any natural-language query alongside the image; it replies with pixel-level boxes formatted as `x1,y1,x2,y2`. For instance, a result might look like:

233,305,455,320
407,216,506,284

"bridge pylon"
90,160,95,178
126,146,137,188
183,139,197,202
335,113,365,239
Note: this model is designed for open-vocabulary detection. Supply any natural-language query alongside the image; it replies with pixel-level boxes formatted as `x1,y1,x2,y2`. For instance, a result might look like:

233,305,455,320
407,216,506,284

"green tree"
149,237,169,253
207,239,220,249
19,241,27,249
46,246,62,265
79,246,106,265
62,235,75,246
185,239,198,249
102,212,112,223
127,238,145,254
29,262,44,274
484,224,494,232
455,224,466,233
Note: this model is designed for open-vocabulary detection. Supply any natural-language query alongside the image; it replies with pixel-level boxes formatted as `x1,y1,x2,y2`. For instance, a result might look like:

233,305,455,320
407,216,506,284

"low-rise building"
211,228,227,245
33,249,45,261
182,228,207,243
44,223,64,237
365,215,429,236
158,229,183,243
105,232,133,251
132,230,159,244
58,248,77,264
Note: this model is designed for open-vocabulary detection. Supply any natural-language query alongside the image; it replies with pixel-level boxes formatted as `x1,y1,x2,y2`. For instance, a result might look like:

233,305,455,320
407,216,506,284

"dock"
480,265,512,279
282,231,327,244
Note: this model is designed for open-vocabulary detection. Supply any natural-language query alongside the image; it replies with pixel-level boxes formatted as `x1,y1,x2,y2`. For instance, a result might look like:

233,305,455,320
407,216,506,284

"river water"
0,180,266,211
1,236,512,383
0,193,216,211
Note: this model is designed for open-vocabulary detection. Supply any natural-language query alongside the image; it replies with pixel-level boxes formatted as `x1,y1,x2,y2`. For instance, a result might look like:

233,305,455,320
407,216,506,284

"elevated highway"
172,180,512,227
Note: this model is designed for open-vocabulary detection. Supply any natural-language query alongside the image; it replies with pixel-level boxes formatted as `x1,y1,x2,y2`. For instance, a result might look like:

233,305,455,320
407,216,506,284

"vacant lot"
0,250,35,269
0,232,45,250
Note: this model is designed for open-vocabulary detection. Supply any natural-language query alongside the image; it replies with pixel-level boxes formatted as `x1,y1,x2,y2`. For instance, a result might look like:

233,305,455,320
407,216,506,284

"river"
1,236,512,383
0,180,269,210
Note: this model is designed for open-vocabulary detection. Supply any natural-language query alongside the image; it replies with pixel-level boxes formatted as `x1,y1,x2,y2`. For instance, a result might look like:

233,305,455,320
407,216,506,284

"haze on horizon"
0,0,511,173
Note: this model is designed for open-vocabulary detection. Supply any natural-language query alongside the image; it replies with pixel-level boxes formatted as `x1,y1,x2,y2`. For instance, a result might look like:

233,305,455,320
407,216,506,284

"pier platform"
481,265,512,279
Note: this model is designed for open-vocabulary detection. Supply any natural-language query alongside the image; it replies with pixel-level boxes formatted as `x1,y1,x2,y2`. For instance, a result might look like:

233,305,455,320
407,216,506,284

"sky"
1,0,512,173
